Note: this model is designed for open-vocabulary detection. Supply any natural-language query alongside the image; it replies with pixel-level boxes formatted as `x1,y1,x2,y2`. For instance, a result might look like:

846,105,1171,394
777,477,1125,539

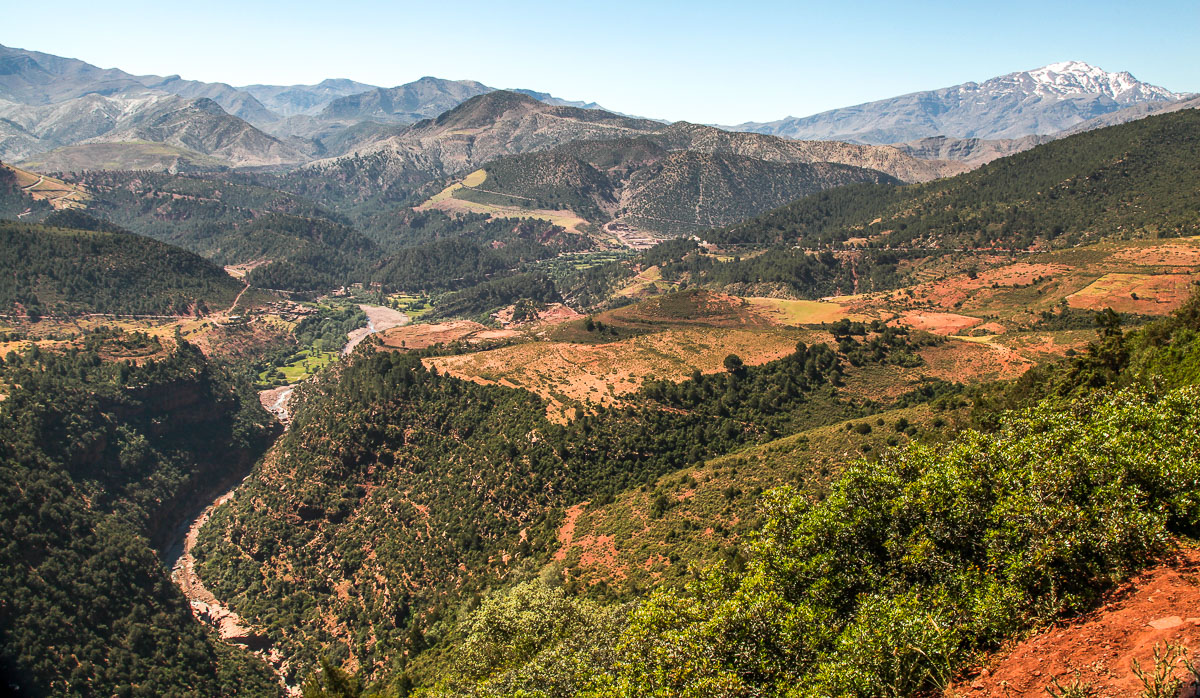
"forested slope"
0,332,280,696
193,318,944,684
423,286,1200,698
0,218,244,317
712,108,1200,248
654,109,1200,299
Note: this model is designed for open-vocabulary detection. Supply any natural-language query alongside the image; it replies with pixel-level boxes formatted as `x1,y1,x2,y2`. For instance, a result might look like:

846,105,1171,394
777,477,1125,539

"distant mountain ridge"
284,91,961,241
238,78,380,117
4,44,1193,179
894,93,1200,166
730,61,1192,144
317,77,492,122
0,44,622,170
0,91,306,169
285,91,667,208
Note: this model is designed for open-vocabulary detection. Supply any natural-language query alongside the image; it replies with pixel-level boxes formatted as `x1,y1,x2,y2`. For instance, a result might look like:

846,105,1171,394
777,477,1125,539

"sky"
4,0,1197,124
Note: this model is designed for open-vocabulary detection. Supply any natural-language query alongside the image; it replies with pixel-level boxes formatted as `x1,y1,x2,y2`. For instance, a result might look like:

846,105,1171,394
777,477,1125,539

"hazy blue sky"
4,0,1197,123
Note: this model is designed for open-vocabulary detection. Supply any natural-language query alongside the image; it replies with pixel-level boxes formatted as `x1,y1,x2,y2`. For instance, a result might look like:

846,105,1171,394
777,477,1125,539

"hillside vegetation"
713,109,1200,249
0,217,244,317
194,105,1200,697
193,321,946,684
0,332,280,696
424,287,1200,698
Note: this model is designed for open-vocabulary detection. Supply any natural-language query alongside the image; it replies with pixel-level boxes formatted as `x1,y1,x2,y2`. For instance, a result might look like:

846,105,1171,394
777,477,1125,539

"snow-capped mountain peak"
983,61,1184,104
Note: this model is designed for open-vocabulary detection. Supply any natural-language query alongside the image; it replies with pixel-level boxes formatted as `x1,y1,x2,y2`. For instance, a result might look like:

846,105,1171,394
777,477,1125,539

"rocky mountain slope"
139,74,280,126
284,91,665,208
0,44,615,170
432,120,967,235
0,44,149,103
731,61,1191,143
287,91,961,218
1,92,306,169
268,81,622,154
457,142,900,235
651,122,962,181
892,134,1053,166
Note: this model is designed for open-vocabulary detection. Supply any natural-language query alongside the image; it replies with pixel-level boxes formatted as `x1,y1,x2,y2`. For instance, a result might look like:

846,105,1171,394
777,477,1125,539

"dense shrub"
609,386,1200,696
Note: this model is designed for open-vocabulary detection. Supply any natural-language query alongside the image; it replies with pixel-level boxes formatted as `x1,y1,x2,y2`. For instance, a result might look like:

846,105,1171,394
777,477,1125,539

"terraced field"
745,297,863,324
835,236,1200,332
426,325,810,421
415,169,592,234
5,163,89,209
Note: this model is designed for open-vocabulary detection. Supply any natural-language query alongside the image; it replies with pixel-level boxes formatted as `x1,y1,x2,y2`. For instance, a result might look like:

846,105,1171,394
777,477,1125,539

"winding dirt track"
227,282,251,314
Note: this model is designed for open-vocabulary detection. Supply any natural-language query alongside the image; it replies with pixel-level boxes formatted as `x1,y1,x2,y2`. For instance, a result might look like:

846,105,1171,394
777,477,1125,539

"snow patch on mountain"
979,61,1185,104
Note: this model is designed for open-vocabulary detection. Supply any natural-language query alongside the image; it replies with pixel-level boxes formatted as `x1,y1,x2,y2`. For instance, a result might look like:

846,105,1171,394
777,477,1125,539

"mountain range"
729,61,1194,144
279,90,963,235
3,45,1195,176
0,44,617,170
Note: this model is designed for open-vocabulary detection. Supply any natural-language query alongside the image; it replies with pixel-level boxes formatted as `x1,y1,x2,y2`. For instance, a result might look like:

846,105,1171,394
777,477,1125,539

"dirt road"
226,282,250,314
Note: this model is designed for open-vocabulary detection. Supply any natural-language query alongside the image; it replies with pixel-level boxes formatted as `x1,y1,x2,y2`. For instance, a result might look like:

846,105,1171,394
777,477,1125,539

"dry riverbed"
164,305,402,693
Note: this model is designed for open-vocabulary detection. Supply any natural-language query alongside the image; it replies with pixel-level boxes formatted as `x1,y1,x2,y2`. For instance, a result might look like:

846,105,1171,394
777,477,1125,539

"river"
162,304,409,693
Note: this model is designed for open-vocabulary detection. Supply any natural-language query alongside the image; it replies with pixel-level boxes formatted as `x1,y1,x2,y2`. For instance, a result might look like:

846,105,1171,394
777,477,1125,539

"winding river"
161,304,409,693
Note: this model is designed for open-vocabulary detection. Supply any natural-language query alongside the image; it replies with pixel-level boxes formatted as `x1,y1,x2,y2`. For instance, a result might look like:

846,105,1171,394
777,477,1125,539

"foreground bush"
605,386,1200,697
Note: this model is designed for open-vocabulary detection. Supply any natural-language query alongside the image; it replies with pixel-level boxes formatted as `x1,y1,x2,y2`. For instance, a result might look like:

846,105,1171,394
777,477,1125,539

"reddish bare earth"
553,501,628,580
882,263,1072,312
953,548,1200,697
378,320,519,350
894,311,984,335
1111,243,1200,267
492,302,583,327
1067,273,1196,315
553,502,589,562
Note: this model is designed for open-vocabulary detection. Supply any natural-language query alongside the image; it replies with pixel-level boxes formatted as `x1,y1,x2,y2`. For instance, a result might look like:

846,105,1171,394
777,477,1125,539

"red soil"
554,502,588,562
492,302,582,327
888,263,1070,311
1112,244,1200,268
895,312,983,335
1067,273,1196,315
954,548,1200,697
